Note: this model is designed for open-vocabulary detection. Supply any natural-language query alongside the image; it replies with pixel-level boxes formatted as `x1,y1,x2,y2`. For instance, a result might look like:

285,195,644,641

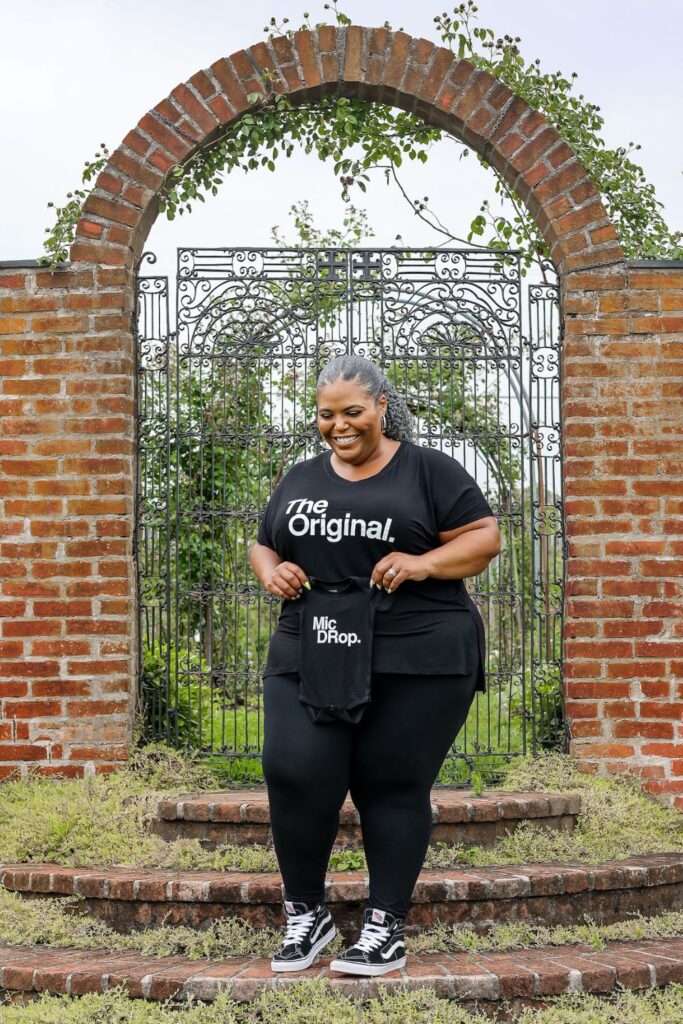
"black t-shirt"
256,440,494,690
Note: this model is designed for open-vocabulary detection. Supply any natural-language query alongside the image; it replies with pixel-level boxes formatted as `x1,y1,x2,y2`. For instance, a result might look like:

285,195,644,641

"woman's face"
316,379,388,463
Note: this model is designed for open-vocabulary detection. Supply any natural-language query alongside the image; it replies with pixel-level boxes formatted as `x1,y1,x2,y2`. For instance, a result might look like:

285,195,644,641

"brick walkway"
0,936,682,1004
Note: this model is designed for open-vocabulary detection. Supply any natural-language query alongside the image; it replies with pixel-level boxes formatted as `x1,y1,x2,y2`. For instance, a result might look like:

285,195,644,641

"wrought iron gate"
134,247,567,786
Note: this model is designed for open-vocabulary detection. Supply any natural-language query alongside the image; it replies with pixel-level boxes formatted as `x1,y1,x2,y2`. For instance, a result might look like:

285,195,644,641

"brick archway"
74,26,622,274
1,26,682,807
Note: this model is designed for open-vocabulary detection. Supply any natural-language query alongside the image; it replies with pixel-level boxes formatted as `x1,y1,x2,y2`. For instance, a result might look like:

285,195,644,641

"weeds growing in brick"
1,979,683,1023
1,884,682,962
0,886,324,961
0,745,219,868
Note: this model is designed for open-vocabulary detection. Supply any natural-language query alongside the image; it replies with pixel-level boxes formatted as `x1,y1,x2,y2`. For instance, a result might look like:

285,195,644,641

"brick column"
562,261,683,807
0,260,135,777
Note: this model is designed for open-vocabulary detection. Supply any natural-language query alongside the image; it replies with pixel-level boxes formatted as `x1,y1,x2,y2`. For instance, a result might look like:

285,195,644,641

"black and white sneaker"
329,906,407,976
270,899,336,972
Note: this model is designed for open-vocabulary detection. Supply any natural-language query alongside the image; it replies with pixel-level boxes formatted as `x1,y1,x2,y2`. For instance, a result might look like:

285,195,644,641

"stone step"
1,936,682,1011
3,853,681,943
154,789,581,850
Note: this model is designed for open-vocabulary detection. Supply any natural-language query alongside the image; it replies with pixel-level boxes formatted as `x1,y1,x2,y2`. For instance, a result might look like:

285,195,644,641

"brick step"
154,789,581,850
1,936,682,1010
3,853,681,943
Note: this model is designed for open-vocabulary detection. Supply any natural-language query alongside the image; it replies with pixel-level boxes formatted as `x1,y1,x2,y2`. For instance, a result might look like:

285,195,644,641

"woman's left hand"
370,553,430,592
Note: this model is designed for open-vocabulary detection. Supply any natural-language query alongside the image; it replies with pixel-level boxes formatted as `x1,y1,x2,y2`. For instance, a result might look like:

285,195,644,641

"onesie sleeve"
430,452,494,531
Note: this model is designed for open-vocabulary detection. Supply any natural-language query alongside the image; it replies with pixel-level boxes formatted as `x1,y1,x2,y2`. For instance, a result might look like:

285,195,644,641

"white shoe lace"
284,908,316,945
354,921,391,953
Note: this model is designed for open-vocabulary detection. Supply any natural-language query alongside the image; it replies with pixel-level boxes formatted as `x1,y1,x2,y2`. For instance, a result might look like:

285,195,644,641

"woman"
249,354,501,977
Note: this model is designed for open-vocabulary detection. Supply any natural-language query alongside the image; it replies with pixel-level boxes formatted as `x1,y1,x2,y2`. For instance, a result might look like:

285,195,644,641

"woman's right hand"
263,561,310,601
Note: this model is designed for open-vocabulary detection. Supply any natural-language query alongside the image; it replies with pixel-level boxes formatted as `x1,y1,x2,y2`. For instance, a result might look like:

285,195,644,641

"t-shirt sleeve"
256,491,277,548
431,454,494,531
256,461,305,551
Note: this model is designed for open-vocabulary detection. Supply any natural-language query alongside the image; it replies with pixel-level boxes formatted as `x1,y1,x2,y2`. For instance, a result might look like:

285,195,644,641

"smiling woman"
317,378,399,480
248,351,501,975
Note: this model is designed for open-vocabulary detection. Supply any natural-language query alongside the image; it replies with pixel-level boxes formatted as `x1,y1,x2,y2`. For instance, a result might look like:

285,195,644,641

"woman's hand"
264,561,310,601
370,553,430,592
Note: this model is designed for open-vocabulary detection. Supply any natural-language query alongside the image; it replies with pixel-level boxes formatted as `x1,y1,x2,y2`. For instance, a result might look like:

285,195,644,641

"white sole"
270,923,336,972
328,954,407,976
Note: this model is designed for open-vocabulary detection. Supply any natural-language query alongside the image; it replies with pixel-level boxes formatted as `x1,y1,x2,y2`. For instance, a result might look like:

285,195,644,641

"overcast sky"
1,0,681,280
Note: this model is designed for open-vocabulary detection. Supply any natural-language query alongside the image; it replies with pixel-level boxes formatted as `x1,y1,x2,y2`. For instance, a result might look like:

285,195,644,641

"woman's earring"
380,413,387,433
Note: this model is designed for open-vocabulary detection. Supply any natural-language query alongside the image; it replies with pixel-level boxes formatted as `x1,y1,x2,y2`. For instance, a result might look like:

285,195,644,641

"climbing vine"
39,1,682,271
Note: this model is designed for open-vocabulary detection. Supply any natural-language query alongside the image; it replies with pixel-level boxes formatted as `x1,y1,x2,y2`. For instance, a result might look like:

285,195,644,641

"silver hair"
315,355,416,442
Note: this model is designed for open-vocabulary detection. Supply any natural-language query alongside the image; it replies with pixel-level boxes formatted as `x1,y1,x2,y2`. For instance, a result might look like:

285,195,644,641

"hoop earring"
380,413,387,433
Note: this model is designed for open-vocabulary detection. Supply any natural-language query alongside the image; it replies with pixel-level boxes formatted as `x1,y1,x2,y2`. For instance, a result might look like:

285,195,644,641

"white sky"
1,0,681,280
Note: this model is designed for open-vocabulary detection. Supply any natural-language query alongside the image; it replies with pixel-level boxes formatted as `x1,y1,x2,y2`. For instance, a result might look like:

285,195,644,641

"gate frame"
134,243,565,778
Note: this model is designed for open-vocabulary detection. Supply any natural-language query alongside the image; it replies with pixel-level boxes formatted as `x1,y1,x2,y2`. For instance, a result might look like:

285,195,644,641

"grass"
0,981,682,1024
253,686,539,784
428,749,683,868
0,886,284,961
0,744,220,869
0,744,286,873
410,908,683,956
144,651,549,786
0,748,680,872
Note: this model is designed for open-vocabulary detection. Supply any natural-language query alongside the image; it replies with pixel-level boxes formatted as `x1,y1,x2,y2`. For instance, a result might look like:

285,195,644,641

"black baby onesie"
297,575,393,724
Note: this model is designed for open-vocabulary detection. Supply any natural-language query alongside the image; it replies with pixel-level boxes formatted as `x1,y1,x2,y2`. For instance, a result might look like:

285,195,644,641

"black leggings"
261,666,479,917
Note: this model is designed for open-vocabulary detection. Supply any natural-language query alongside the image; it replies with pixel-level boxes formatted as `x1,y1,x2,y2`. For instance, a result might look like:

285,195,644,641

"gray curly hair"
315,355,416,442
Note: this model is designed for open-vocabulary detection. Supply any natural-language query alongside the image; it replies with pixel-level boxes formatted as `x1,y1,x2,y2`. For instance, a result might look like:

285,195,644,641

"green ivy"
39,1,682,273
40,143,111,269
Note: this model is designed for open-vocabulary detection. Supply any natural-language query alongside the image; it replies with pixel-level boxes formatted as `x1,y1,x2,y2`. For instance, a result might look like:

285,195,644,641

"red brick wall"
0,260,135,777
0,26,680,805
562,261,683,808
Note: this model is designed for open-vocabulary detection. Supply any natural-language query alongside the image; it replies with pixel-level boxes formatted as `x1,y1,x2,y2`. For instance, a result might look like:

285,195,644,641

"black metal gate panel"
135,247,566,785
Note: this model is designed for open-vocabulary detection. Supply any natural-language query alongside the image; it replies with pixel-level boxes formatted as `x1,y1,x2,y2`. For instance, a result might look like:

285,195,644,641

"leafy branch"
39,143,111,268
270,199,374,247
435,4,682,262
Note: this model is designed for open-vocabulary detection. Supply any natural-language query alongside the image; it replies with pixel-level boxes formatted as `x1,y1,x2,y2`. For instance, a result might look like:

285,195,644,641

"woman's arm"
249,541,309,600
249,541,283,589
423,516,501,579
371,515,501,590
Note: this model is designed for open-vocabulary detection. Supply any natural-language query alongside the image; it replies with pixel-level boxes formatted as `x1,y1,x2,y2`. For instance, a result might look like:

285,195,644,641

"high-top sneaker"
270,899,336,972
329,906,406,976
